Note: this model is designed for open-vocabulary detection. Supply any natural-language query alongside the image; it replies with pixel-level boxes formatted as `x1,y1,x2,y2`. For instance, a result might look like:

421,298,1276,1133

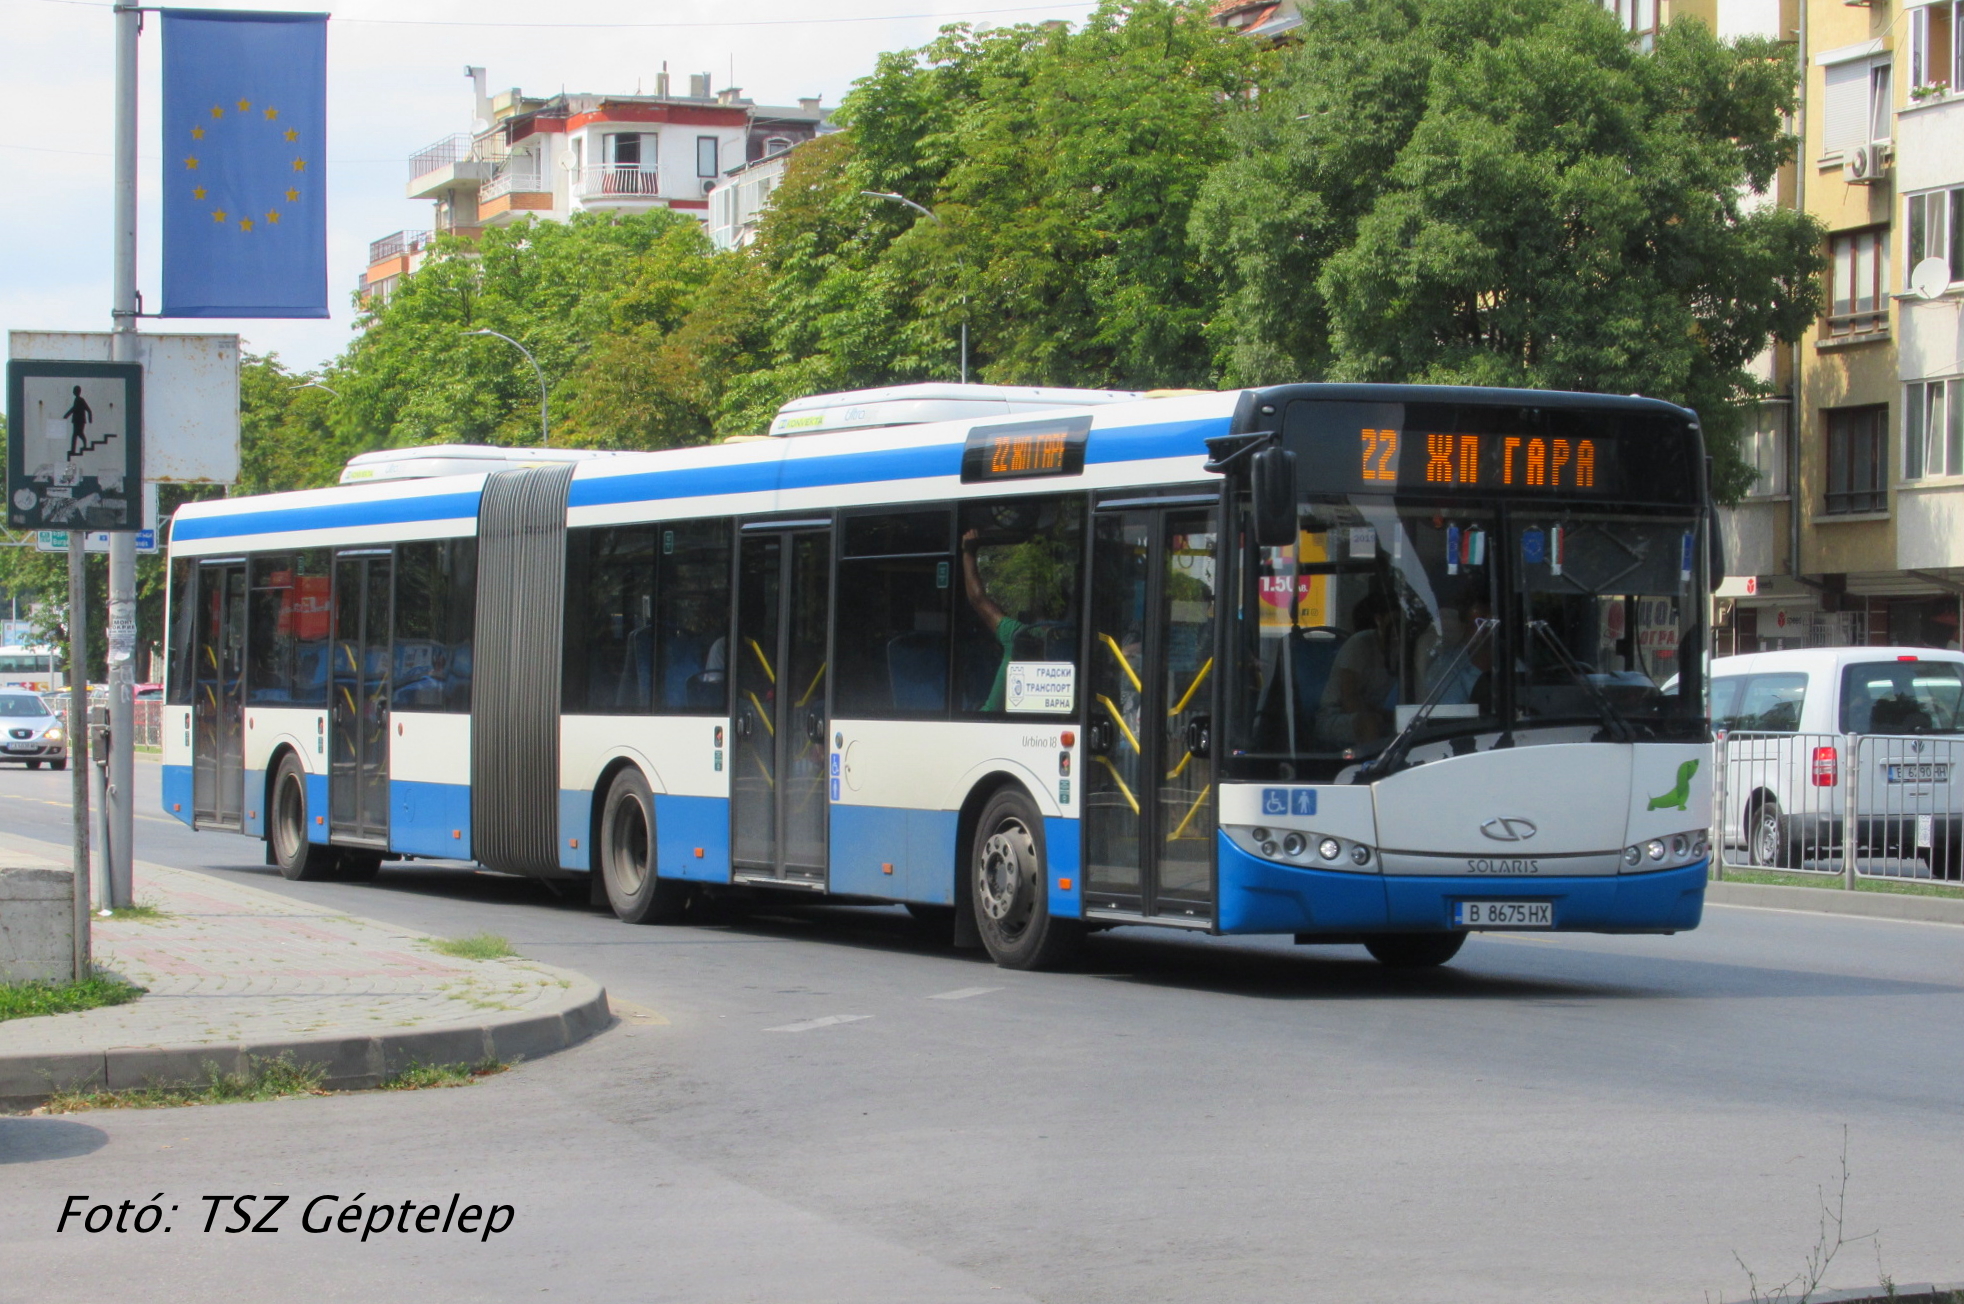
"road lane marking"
929,986,1002,1000
764,1014,871,1033
611,999,670,1026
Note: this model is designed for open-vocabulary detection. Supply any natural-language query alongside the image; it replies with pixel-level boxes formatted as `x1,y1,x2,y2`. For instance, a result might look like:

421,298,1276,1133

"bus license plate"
1885,763,1949,784
1454,900,1553,929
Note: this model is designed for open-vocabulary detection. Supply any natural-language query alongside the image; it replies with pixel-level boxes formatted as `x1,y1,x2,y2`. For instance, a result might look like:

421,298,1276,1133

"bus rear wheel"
970,787,1082,970
1364,933,1467,968
601,767,690,924
270,754,338,881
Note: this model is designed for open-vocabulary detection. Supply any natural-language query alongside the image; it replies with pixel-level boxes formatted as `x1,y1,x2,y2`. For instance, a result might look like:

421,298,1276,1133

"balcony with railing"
367,229,432,266
572,166,661,200
408,132,508,201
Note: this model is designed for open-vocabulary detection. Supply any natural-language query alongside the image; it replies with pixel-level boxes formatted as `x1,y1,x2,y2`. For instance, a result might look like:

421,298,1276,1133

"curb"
1706,879,1964,926
0,981,612,1111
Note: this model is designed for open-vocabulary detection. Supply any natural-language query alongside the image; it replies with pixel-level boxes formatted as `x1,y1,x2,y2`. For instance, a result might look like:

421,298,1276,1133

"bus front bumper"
1215,834,1708,936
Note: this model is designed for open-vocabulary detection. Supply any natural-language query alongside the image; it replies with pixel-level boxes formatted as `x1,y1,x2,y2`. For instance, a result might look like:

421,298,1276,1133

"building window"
1907,188,1963,284
1827,228,1889,337
696,136,719,179
1744,404,1788,497
1906,379,1964,481
1825,405,1889,514
1823,57,1894,154
762,135,793,156
1603,0,1658,51
1910,2,1959,94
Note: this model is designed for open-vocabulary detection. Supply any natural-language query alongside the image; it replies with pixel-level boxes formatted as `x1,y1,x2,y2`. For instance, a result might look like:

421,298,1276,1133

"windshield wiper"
1524,619,1641,743
1357,618,1497,782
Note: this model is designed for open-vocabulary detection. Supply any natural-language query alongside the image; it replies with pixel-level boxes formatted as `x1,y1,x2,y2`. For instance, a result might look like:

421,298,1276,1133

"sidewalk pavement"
0,835,610,1108
1706,877,1964,925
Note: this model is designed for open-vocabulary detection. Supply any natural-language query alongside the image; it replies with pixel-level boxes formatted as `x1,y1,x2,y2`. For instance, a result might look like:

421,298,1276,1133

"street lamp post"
463,328,550,445
861,190,968,385
288,379,341,398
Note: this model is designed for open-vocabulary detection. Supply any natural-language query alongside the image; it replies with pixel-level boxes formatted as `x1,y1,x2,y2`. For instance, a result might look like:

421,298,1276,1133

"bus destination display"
1357,428,1617,494
961,415,1091,484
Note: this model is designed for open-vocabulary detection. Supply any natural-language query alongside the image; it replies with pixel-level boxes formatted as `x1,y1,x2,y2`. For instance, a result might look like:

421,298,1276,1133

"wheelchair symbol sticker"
1261,788,1317,817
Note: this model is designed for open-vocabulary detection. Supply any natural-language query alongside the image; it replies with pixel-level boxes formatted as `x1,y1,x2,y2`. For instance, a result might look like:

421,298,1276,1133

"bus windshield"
1228,499,1707,780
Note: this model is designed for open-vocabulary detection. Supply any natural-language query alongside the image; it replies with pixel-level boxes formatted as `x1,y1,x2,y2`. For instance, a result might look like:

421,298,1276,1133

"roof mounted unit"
768,383,1145,437
339,444,624,484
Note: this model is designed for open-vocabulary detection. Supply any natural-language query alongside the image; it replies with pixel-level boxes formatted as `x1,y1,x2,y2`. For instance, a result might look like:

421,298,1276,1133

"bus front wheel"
970,788,1082,970
1364,933,1467,968
601,768,690,924
270,754,338,881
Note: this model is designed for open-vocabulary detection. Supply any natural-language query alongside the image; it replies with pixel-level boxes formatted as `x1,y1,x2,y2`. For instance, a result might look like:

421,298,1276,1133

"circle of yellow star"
210,105,224,119
191,125,205,140
240,218,254,232
185,156,199,170
284,128,298,142
264,107,279,120
266,211,281,224
193,186,206,200
292,158,307,172
285,188,300,202
212,210,228,223
236,98,251,111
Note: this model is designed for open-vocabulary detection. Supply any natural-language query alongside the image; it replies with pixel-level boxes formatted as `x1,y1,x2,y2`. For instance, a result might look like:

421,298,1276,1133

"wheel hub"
978,820,1035,930
609,799,649,896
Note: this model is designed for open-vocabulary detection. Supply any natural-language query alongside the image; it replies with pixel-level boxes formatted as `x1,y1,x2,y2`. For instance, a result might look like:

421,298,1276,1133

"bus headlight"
1622,831,1713,871
1645,839,1665,861
1282,832,1306,857
1623,845,1642,867
1225,826,1379,873
1317,838,1342,861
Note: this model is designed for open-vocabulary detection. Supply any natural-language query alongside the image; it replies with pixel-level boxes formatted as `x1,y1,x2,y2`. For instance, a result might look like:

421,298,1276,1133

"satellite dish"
1910,257,1952,301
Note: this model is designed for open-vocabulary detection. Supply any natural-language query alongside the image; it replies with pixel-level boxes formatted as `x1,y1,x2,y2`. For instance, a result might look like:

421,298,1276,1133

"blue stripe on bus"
566,415,1232,510
1045,817,1081,919
162,763,194,826
392,779,472,859
654,794,731,883
828,804,960,901
170,490,483,542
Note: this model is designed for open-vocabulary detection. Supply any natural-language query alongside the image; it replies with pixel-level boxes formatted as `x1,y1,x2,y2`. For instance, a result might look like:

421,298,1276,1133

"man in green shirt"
962,528,1026,712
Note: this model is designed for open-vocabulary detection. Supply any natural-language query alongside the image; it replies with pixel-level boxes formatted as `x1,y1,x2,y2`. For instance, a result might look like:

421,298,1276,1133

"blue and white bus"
162,383,1715,969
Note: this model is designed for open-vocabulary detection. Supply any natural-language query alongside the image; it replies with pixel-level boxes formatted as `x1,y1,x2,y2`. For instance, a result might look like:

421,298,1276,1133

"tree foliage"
1193,0,1823,496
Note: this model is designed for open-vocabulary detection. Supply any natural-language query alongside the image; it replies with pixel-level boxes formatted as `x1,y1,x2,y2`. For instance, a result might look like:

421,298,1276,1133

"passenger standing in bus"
960,528,1024,711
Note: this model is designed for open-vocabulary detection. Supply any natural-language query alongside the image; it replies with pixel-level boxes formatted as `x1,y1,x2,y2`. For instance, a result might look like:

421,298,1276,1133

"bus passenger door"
731,526,832,886
191,560,246,829
1083,504,1219,922
330,551,392,845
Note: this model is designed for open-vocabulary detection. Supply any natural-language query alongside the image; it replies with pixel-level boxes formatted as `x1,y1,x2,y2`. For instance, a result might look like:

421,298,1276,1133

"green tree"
1193,0,1824,498
745,1,1263,407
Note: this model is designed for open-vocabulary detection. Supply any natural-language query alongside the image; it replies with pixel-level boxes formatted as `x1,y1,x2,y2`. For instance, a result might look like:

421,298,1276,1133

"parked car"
134,683,163,700
0,689,69,769
1713,646,1964,877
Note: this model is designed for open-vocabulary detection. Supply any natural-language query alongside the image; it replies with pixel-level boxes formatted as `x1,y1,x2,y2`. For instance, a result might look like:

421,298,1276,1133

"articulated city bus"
162,383,1715,969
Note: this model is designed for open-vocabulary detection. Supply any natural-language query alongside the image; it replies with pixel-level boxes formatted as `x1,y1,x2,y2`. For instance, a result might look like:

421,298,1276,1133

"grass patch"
39,1053,327,1113
380,1059,509,1091
430,932,516,960
1720,868,1964,898
97,901,168,922
0,975,143,1023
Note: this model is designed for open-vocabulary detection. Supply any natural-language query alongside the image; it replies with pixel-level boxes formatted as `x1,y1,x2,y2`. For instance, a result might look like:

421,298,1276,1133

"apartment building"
362,68,829,301
1719,0,1964,653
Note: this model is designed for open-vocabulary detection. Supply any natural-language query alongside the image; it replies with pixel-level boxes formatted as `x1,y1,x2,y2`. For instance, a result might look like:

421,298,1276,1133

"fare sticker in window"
1006,662,1075,714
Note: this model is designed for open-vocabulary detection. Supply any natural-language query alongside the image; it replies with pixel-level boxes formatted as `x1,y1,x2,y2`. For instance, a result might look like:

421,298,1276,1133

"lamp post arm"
464,328,550,445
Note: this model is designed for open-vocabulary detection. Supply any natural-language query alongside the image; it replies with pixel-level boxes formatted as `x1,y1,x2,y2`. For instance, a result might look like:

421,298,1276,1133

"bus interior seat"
1254,627,1345,743
887,632,949,711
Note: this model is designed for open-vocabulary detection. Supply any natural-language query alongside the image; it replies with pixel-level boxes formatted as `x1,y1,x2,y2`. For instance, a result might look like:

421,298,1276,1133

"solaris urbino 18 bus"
160,382,1715,970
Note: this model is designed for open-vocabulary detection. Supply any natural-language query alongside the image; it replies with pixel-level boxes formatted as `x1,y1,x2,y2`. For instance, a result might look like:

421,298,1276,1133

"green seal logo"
1646,758,1700,812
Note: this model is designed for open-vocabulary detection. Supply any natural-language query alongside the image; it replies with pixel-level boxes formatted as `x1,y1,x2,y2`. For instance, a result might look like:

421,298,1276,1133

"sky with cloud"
1,0,1099,372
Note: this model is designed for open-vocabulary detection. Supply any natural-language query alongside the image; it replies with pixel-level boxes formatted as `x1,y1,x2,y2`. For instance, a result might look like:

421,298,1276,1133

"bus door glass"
330,551,392,844
1084,504,1220,920
192,560,247,828
731,526,831,885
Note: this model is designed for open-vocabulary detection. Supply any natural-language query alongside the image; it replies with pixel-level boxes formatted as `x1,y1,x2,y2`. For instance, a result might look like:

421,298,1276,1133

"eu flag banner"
161,9,328,319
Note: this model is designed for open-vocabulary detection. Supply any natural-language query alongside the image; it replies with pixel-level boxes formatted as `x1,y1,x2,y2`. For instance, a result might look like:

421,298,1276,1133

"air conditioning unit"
701,177,716,196
1845,143,1891,185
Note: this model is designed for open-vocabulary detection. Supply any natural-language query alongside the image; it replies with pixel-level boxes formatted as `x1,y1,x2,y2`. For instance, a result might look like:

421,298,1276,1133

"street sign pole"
106,0,140,910
68,530,90,978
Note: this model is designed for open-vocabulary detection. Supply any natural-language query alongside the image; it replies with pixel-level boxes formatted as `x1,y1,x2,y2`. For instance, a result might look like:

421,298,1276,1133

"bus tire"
270,754,338,881
601,767,689,924
970,787,1082,970
1364,932,1466,968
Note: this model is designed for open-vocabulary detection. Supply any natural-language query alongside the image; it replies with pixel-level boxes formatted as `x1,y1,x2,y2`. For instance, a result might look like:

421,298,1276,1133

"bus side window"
657,519,732,715
247,550,330,708
167,556,196,705
954,496,1085,715
562,526,658,715
835,509,954,718
394,541,472,713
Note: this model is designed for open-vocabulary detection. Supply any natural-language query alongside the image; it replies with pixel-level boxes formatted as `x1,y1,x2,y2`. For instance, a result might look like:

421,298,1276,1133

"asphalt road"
4,757,1963,1303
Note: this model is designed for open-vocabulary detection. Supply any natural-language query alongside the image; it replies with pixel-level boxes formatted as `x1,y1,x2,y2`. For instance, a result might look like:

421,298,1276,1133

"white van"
1712,647,1964,877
